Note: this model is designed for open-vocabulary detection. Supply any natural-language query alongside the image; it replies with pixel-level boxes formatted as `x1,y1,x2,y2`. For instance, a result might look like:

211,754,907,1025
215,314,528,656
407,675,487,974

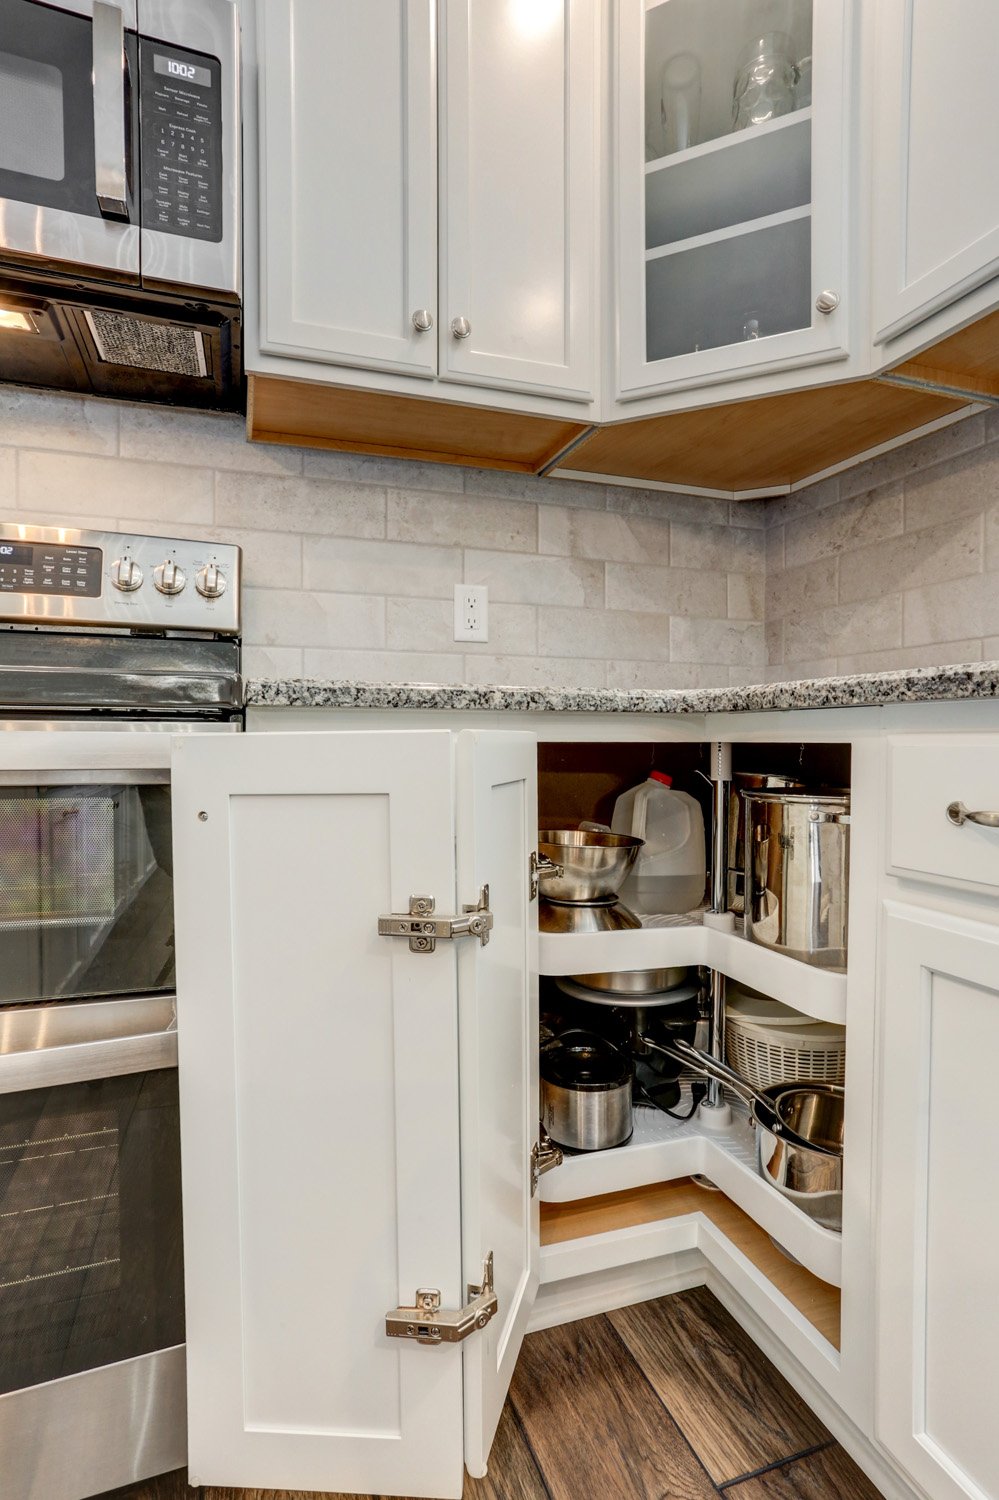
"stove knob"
111,556,143,592
195,561,227,600
153,559,187,596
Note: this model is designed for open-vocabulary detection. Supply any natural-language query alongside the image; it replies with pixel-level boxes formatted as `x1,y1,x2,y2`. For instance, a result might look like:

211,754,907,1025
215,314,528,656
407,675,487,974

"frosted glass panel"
646,214,811,361
0,53,64,181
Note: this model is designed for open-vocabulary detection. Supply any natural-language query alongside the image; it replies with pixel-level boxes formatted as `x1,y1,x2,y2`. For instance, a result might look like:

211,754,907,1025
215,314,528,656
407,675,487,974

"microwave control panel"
139,39,224,243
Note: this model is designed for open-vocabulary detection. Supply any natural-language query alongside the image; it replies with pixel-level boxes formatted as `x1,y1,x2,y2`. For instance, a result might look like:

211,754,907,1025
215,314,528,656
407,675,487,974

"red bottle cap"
649,771,673,786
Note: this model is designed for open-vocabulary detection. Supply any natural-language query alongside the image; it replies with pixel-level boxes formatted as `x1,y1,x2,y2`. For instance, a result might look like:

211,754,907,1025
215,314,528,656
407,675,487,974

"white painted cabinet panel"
888,735,999,894
876,903,999,1500
873,0,999,345
439,0,596,400
171,728,538,1498
257,0,438,376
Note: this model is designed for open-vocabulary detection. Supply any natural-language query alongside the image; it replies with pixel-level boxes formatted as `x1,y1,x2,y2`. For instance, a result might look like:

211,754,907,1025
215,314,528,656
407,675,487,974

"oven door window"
0,783,174,1005
0,1069,183,1393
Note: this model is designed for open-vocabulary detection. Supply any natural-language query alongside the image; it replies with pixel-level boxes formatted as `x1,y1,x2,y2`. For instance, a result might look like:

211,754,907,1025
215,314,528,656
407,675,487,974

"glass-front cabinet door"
615,0,852,401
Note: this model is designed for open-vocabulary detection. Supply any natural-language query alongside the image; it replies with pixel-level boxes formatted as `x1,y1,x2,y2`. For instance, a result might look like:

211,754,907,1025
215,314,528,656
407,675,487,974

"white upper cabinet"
256,0,439,376
171,727,538,1498
876,903,999,1500
872,0,999,348
615,0,852,401
439,0,597,401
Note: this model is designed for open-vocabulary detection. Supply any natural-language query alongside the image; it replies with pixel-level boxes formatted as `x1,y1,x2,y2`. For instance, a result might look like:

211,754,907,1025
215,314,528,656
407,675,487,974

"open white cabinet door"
171,730,466,1499
456,731,539,1477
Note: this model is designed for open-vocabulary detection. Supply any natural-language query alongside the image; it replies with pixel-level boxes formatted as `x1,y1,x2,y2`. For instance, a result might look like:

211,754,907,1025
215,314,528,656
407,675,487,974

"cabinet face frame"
256,0,439,377
872,0,999,348
613,0,853,402
438,0,597,402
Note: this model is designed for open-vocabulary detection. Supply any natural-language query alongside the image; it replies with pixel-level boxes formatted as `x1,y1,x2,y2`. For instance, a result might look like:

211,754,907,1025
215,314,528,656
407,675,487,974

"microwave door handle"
93,0,130,219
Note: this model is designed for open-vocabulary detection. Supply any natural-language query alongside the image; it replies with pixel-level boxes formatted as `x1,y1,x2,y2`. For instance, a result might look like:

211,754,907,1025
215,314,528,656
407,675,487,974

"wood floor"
98,1288,882,1500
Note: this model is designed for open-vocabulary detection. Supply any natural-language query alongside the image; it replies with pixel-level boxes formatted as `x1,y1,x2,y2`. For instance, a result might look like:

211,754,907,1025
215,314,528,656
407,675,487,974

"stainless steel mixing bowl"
537,829,644,903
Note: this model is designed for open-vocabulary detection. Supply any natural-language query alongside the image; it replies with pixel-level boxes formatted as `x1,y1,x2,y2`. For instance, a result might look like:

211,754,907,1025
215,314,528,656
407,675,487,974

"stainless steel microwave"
0,0,241,409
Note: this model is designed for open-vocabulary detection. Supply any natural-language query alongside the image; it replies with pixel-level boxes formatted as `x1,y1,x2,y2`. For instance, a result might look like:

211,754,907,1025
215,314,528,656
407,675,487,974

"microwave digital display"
139,39,223,243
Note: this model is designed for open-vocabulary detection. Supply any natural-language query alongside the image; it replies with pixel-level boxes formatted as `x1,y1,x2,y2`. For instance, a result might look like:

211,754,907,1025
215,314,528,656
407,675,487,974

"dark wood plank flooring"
98,1289,884,1500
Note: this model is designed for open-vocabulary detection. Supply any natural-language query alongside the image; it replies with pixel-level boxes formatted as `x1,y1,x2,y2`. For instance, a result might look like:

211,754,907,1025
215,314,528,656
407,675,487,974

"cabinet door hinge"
530,851,564,901
531,1132,563,1196
378,887,493,952
385,1252,497,1345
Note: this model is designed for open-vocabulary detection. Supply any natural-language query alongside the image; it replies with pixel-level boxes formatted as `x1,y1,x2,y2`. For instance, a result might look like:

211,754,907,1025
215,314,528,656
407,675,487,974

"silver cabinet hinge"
378,887,493,953
531,1132,563,1196
385,1252,498,1345
530,851,564,901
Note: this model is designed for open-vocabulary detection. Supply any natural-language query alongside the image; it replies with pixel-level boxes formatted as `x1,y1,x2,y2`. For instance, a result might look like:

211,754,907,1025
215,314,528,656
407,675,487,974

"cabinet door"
876,902,999,1500
456,732,538,1477
257,0,438,376
873,0,999,346
616,0,851,400
439,0,596,401
171,730,464,1496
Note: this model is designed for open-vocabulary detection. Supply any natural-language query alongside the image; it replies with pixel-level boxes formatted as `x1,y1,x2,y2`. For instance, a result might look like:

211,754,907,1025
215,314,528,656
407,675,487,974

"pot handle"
641,1034,770,1115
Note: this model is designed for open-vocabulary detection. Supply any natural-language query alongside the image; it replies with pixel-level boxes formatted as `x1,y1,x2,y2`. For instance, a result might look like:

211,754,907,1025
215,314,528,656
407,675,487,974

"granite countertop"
245,662,999,714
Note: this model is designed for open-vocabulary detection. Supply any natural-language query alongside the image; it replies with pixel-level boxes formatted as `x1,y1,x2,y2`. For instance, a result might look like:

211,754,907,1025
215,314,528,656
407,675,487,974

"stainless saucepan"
537,829,644,904
540,1029,633,1151
646,1035,844,1231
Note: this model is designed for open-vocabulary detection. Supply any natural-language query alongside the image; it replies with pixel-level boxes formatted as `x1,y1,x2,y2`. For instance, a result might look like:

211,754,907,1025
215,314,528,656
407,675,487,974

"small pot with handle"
540,1029,633,1151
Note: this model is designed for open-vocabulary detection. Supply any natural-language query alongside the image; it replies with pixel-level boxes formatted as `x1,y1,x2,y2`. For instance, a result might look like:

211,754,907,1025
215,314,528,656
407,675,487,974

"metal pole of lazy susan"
699,739,734,1129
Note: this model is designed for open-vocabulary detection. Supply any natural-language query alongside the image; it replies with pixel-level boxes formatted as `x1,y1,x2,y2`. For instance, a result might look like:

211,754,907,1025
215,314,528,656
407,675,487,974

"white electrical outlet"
454,583,488,642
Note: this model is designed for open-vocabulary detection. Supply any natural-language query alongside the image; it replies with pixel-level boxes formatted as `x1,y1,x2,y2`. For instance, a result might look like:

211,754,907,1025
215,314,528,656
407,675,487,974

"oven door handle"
93,1,130,220
0,997,176,1095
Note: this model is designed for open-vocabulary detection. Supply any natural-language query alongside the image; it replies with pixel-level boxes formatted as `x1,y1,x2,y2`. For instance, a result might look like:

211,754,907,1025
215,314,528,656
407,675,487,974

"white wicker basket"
725,990,846,1091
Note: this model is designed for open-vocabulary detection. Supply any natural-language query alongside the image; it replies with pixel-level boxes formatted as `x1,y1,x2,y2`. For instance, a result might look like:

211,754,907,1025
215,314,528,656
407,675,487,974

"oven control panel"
0,527,240,634
139,38,224,243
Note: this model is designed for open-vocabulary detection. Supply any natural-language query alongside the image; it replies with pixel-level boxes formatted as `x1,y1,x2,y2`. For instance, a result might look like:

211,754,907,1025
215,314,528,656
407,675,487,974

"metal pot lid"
555,976,699,1009
540,1031,631,1091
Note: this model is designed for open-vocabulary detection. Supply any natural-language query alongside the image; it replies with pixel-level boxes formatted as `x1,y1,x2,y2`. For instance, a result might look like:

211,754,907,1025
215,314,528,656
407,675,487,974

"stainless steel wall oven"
0,523,241,1500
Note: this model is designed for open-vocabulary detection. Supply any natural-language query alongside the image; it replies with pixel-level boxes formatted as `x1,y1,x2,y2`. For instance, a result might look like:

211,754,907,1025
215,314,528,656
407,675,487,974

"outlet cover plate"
454,583,488,642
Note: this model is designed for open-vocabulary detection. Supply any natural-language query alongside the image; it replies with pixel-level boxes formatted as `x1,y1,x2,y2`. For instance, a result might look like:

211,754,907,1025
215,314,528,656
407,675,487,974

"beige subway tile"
727,572,764,621
836,641,983,674
669,520,765,573
386,597,536,655
769,658,839,680
463,654,607,689
120,406,301,473
302,648,466,683
242,645,305,678
607,660,730,689
464,549,603,606
216,472,385,538
729,499,769,529
766,556,838,619
784,483,903,568
766,617,784,667
784,597,902,660
303,537,460,598
605,562,726,616
904,443,999,533
903,573,999,645
387,489,536,552
984,502,999,571
670,617,766,666
18,451,212,522
840,411,985,498
0,452,18,507
839,514,982,605
764,476,841,527
539,505,671,564
303,450,463,491
605,486,731,527
985,636,999,659
765,524,785,573
0,388,118,455
243,588,384,649
729,666,769,685
0,501,115,530
465,469,606,510
539,606,670,661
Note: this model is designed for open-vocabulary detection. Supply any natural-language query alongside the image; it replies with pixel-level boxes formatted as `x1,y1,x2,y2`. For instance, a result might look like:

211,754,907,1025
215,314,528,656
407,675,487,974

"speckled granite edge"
245,663,999,714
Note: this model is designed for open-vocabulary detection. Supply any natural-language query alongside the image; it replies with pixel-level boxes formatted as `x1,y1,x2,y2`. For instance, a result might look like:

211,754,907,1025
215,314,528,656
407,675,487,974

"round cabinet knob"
153,558,187,596
111,556,142,592
195,561,227,600
411,308,434,333
815,290,841,314
450,316,471,340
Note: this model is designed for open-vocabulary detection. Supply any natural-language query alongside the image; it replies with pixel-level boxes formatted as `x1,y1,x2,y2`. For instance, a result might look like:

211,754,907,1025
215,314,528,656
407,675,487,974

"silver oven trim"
0,995,177,1094
0,1344,185,1500
137,0,241,297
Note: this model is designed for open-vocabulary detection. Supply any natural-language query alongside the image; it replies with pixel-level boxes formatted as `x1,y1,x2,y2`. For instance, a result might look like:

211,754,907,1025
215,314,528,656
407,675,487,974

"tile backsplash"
0,386,993,685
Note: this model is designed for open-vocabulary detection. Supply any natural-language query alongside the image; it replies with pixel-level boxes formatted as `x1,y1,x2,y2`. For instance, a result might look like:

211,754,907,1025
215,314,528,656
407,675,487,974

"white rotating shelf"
538,921,847,1026
540,1100,842,1288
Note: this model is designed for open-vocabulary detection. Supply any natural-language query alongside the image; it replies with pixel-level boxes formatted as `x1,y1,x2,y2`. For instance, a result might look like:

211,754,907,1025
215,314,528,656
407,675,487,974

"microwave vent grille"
83,309,208,378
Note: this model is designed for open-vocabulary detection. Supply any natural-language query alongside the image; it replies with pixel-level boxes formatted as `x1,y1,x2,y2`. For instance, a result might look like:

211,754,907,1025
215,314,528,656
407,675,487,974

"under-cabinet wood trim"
541,1178,841,1349
880,306,999,403
247,374,592,473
